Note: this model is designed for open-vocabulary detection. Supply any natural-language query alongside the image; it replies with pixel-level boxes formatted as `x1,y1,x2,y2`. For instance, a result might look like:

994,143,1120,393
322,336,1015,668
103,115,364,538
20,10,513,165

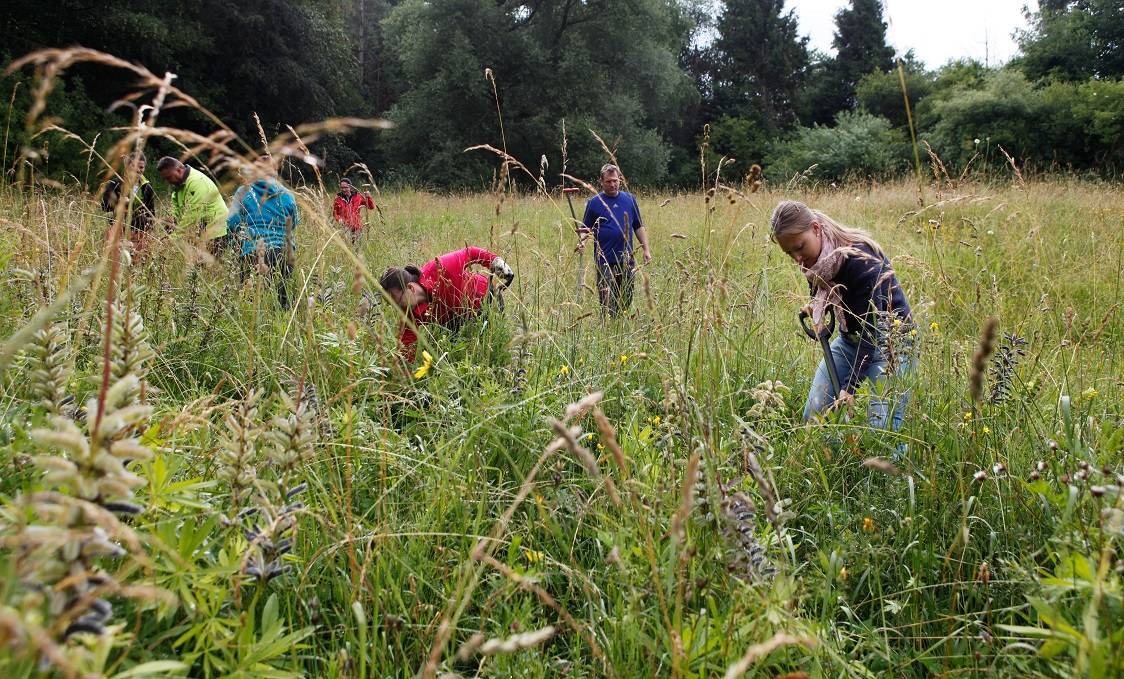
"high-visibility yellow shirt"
171,166,228,240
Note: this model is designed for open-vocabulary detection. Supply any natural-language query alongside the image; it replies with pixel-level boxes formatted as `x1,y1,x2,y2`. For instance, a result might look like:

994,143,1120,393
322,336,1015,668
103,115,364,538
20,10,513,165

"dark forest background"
2,0,1121,188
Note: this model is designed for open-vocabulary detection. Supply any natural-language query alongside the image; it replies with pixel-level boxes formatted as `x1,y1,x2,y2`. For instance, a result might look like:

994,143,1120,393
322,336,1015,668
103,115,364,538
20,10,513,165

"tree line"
2,0,1121,189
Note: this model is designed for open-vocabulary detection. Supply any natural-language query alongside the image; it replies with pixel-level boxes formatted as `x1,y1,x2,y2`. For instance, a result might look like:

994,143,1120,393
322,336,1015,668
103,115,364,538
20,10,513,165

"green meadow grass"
0,177,1121,678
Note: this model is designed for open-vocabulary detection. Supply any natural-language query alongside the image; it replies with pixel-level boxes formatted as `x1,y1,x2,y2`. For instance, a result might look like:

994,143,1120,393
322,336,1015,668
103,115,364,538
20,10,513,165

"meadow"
0,166,1121,679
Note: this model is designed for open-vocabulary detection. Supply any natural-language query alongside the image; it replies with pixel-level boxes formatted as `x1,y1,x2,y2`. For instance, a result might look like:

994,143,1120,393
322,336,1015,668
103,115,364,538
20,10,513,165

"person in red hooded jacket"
332,178,376,242
378,246,514,362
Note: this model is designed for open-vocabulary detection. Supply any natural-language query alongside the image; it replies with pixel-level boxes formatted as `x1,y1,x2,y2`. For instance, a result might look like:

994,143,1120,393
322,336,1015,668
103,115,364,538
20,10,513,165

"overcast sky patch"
789,0,1037,68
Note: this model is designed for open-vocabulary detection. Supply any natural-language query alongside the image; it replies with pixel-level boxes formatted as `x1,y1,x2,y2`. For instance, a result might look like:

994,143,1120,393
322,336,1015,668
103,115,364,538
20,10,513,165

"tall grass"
0,48,1121,678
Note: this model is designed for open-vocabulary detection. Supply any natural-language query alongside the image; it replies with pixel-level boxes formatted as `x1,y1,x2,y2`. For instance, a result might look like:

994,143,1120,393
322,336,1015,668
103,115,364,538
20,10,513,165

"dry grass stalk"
862,457,902,476
548,418,621,507
593,408,627,474
563,390,603,423
672,450,701,544
479,625,555,655
723,632,819,679
970,318,999,402
997,144,1026,191
474,553,605,665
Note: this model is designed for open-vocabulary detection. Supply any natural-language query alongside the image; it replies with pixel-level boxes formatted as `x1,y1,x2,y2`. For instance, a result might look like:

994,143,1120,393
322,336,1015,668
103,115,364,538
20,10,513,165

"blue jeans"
803,335,915,431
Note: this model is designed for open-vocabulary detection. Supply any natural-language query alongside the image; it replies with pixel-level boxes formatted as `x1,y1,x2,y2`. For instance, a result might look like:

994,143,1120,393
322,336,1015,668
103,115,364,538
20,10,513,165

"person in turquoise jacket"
226,157,300,309
157,156,230,252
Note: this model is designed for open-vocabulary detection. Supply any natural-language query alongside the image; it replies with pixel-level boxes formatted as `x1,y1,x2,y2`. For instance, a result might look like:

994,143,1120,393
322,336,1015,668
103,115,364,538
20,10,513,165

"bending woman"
378,247,514,362
770,200,915,430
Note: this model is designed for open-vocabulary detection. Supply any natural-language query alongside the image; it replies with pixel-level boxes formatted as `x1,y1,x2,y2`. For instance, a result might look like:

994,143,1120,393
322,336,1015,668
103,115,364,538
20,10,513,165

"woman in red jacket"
332,178,376,242
378,246,514,361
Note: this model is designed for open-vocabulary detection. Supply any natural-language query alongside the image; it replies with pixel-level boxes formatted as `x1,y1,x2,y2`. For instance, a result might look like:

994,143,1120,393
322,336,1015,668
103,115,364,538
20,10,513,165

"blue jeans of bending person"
803,334,915,431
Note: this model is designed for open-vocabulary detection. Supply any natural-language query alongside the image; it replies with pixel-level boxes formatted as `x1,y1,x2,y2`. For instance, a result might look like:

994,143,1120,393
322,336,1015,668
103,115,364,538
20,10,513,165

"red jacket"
400,246,500,360
333,191,375,231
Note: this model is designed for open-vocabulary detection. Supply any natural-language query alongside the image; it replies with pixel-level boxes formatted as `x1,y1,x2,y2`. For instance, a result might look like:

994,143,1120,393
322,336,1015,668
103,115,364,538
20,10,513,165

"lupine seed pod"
265,388,317,498
26,322,74,416
721,492,776,582
218,390,262,510
91,302,155,408
988,333,1028,405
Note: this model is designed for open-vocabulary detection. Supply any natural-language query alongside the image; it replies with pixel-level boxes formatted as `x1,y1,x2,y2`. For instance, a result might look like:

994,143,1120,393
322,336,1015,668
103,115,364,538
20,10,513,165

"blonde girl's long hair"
769,200,884,258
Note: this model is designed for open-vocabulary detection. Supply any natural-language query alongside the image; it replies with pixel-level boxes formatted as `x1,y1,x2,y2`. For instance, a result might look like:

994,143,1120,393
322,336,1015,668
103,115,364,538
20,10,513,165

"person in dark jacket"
332,178,376,243
227,157,300,309
770,200,915,431
101,152,157,251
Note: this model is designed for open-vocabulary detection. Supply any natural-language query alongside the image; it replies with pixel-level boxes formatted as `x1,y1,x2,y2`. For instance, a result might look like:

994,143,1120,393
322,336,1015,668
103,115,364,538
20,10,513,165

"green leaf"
1039,639,1070,659
1056,552,1095,581
262,593,280,637
1029,597,1083,640
996,624,1070,640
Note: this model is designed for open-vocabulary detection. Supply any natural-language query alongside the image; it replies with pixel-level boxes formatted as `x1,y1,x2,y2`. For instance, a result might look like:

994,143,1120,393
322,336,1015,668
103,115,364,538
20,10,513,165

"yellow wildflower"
1082,387,1098,401
413,350,434,379
523,549,544,565
862,517,875,533
982,426,991,435
597,443,605,452
963,411,973,422
559,364,570,376
619,354,629,365
930,322,940,332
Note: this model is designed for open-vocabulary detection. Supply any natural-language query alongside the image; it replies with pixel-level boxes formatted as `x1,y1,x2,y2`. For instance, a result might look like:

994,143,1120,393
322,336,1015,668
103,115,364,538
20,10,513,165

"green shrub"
765,111,909,183
920,70,1048,170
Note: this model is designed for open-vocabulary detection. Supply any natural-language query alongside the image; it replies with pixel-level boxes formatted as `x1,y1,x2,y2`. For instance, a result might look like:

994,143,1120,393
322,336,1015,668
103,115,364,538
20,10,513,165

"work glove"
490,257,515,288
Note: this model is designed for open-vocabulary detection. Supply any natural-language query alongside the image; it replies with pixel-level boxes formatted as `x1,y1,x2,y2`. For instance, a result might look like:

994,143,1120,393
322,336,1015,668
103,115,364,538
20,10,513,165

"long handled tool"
800,306,841,396
562,186,585,301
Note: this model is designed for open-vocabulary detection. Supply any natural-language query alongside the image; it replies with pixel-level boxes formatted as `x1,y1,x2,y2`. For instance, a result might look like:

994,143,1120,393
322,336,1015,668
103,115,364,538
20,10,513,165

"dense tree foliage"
380,0,696,186
1015,0,1124,81
0,0,1121,188
800,0,895,126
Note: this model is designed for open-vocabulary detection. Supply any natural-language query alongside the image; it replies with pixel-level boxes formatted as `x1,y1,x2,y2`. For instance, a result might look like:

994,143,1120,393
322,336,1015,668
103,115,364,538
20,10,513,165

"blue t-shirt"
582,191,643,265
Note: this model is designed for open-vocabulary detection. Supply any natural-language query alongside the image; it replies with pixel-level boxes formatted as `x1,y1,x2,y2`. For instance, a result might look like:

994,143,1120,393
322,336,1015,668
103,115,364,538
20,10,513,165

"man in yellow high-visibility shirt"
157,156,229,253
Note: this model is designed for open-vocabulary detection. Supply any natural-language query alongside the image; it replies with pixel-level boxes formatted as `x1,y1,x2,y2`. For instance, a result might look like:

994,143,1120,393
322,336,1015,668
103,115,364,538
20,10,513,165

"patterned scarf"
802,228,850,333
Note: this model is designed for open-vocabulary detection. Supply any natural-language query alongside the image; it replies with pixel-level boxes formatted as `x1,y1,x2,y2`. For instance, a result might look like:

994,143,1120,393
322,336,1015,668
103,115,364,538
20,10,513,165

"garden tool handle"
799,306,836,340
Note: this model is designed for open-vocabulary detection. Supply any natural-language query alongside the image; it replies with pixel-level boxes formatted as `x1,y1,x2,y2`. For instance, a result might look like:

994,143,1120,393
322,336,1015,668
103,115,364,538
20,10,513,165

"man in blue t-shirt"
579,163,652,317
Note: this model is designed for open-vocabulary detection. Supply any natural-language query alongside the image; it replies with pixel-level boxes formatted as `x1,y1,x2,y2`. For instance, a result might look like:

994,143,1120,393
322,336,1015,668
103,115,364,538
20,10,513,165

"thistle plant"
988,333,1027,405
